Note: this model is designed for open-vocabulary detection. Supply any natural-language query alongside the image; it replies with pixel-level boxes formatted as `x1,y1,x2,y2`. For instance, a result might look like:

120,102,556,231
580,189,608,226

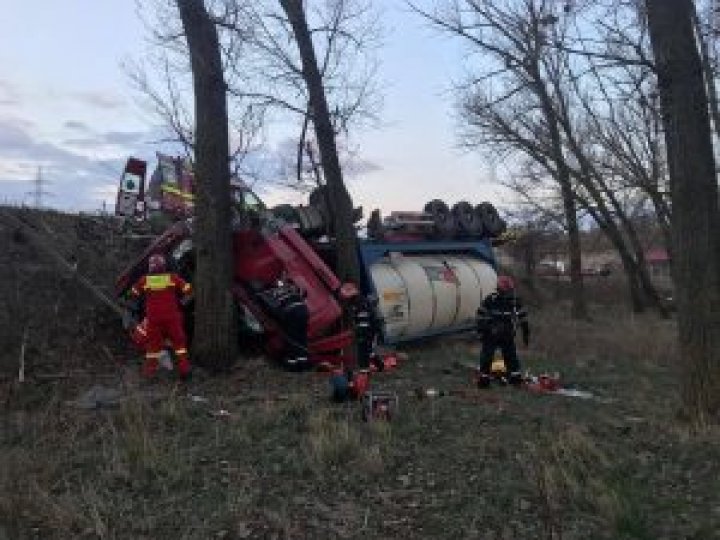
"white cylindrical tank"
370,254,497,342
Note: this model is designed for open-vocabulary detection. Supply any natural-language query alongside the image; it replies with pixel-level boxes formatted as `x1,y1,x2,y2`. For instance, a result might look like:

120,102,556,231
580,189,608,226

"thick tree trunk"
647,0,720,424
279,0,361,286
691,5,720,144
177,0,237,370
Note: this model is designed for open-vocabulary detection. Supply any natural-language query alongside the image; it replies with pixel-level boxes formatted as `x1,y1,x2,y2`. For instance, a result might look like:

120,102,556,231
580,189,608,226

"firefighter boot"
142,354,160,380
508,371,523,387
176,355,192,381
475,369,492,389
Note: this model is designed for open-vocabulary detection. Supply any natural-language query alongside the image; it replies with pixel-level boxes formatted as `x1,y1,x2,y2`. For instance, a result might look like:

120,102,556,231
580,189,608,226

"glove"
121,310,137,330
123,297,142,318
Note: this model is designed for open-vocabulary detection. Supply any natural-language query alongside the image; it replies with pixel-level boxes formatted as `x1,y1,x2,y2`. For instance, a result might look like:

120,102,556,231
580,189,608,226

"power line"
25,167,53,209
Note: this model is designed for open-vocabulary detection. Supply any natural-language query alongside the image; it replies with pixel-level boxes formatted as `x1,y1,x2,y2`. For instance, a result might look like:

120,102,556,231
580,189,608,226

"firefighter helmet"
497,275,515,292
148,253,166,273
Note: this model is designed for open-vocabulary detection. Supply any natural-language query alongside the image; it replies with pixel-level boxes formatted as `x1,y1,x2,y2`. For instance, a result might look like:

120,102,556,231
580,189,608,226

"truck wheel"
272,204,298,225
367,209,385,240
475,202,507,237
424,199,457,238
452,201,483,236
296,206,325,237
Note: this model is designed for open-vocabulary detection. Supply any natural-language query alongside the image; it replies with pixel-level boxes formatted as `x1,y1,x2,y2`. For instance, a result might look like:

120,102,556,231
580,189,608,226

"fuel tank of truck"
358,240,497,344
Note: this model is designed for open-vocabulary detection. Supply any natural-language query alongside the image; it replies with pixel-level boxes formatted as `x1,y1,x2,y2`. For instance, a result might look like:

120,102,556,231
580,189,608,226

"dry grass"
1,210,718,538
2,306,719,539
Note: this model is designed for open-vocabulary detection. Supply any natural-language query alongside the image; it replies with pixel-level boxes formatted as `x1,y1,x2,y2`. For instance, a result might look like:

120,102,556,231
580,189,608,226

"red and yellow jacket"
130,273,192,320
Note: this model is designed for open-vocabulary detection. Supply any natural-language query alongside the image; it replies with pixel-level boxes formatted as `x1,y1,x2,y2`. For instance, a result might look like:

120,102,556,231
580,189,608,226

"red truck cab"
114,157,354,367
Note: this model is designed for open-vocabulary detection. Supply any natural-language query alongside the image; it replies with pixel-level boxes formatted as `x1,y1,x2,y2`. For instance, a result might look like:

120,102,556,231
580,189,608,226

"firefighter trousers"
143,314,190,377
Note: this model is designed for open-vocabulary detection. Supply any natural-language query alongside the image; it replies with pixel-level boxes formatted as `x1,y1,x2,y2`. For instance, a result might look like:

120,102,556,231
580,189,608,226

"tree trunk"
560,182,587,319
578,196,646,312
533,74,588,319
646,0,720,424
617,247,646,313
177,0,237,370
691,4,720,144
279,0,361,286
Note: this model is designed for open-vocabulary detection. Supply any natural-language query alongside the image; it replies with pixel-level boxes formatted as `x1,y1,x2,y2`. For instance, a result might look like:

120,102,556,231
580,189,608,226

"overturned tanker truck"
114,154,506,367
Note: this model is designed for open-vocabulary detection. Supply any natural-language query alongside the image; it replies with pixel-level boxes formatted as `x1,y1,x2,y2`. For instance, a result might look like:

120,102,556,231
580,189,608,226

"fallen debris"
17,326,28,383
66,385,126,409
554,388,594,399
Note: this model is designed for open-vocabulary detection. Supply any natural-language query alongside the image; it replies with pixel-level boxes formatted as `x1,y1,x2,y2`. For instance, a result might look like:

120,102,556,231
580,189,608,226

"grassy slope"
1,208,718,539
2,307,719,540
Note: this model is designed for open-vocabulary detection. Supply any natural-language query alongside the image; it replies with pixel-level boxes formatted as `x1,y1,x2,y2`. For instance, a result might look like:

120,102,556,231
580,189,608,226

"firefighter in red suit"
130,254,192,379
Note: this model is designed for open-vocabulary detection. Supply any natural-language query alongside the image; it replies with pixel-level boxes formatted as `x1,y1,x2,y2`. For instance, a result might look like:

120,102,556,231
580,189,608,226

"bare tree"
219,0,380,188
412,0,590,317
176,0,238,370
646,0,720,424
414,0,681,315
274,0,364,285
130,0,266,178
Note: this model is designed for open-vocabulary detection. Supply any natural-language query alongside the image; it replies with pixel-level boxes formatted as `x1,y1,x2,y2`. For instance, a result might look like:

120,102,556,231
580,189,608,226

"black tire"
475,202,507,237
367,209,384,240
452,200,483,236
424,199,457,238
296,206,325,237
272,204,298,224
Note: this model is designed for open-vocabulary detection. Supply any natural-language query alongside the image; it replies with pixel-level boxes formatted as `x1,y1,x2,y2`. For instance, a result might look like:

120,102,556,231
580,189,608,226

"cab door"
115,158,147,218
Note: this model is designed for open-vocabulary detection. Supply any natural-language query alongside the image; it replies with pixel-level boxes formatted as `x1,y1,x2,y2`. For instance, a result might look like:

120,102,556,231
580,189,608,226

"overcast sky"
0,1,506,215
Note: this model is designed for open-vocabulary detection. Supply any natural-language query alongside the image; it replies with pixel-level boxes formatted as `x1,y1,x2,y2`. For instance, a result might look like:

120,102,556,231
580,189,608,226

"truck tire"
452,201,483,236
296,206,325,237
475,202,507,237
272,204,298,225
424,199,457,238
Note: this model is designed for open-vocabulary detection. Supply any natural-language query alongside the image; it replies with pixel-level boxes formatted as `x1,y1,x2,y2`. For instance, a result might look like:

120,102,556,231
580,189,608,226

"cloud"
344,156,382,177
0,119,133,210
254,137,382,185
63,138,102,148
64,130,149,149
71,91,126,110
0,120,34,149
64,120,90,131
0,80,21,107
103,130,147,145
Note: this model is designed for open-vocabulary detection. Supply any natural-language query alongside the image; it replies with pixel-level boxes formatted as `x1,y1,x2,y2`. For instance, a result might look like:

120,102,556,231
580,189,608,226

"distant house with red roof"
646,247,672,288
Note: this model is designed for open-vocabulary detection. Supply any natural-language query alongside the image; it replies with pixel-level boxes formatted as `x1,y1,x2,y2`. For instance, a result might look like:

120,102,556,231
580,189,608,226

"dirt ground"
1,209,719,539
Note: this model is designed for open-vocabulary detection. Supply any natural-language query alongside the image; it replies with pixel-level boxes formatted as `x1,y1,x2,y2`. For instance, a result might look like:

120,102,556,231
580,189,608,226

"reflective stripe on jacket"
131,272,191,320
